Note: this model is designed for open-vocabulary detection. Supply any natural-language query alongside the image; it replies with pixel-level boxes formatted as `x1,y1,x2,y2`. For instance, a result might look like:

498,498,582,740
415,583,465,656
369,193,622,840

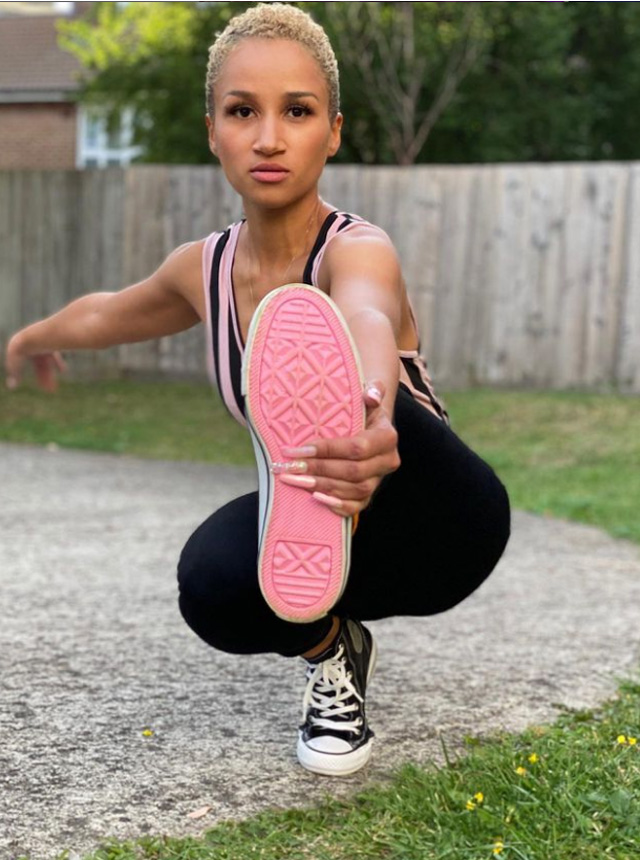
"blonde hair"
206,3,340,120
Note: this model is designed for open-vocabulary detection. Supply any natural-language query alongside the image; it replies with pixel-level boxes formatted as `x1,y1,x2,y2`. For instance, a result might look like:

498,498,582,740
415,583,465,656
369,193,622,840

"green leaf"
608,788,633,817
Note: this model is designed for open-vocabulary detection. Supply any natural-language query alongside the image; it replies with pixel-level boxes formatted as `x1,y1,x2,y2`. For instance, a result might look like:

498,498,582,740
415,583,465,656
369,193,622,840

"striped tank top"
202,210,448,427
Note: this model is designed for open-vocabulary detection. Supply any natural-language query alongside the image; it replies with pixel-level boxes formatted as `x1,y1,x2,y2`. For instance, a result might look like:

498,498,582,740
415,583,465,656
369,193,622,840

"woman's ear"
328,112,343,158
205,114,218,156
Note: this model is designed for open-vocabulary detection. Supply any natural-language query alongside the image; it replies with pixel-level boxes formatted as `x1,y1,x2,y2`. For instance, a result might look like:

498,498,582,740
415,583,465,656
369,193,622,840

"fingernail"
313,492,343,509
271,460,308,475
279,474,316,489
282,446,317,458
366,386,382,404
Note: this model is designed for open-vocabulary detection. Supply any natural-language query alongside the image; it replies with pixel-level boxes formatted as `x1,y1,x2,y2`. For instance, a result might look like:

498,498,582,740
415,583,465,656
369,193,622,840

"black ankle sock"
305,620,342,663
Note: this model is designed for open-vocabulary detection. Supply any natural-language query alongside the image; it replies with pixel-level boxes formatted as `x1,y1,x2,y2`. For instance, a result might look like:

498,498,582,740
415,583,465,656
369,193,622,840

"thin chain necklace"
246,199,323,311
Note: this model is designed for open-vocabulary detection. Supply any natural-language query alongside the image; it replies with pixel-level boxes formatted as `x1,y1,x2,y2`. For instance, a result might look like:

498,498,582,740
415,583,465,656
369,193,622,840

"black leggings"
177,386,510,657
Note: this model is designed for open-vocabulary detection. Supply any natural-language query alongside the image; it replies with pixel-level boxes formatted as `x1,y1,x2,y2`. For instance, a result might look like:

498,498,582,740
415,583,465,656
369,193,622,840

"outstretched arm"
278,226,403,516
5,243,202,391
326,226,402,417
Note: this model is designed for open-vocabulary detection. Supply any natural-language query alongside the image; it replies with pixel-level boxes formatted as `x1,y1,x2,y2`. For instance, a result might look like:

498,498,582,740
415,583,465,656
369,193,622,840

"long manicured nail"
279,474,316,489
282,446,317,458
313,492,343,510
271,460,308,475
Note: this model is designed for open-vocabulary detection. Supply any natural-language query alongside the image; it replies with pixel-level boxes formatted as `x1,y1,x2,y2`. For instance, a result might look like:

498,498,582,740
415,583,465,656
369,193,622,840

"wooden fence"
1,163,639,391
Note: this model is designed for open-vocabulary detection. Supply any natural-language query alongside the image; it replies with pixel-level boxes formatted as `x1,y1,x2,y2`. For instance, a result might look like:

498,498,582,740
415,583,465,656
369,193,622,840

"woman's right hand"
276,380,401,518
5,334,67,392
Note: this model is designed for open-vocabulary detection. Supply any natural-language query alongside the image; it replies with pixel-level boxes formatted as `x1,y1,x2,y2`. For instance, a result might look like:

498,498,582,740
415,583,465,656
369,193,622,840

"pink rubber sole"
242,285,365,622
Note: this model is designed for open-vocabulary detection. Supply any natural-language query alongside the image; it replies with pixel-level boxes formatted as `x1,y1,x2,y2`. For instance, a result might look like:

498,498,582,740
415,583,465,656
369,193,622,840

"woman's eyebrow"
286,91,320,101
223,90,255,99
223,89,319,102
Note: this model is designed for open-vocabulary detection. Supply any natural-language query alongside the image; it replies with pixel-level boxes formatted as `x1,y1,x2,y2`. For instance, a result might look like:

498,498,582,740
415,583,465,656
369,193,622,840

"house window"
84,114,102,149
77,107,143,168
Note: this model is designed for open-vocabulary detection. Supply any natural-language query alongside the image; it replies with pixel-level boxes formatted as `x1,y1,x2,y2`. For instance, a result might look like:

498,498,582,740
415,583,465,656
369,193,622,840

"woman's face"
207,38,342,209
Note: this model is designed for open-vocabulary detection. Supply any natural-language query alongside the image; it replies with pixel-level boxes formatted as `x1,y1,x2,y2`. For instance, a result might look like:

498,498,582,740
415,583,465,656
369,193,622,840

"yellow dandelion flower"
528,753,539,764
617,735,627,745
142,728,154,737
628,737,638,745
466,799,476,811
493,840,505,856
474,792,485,804
515,766,527,776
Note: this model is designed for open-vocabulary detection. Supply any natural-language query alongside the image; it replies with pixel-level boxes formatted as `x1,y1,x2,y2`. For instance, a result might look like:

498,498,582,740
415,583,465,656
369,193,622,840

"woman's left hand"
277,380,401,517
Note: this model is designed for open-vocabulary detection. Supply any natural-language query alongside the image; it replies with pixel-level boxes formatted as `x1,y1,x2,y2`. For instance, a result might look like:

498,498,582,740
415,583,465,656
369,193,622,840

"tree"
568,1,640,160
309,2,490,165
425,1,640,163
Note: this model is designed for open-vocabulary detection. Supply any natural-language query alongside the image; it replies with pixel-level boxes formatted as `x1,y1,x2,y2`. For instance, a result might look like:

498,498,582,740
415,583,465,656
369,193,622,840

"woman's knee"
178,588,245,654
474,464,511,572
176,495,260,652
401,461,510,616
429,472,510,613
487,474,511,566
177,546,261,654
177,494,258,598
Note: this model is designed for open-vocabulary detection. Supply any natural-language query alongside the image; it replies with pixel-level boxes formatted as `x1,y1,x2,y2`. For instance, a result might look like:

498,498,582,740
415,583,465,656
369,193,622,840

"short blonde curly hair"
206,3,340,120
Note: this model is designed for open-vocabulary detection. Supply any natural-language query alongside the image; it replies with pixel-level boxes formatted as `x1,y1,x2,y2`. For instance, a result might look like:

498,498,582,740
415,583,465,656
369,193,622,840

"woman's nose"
253,116,284,154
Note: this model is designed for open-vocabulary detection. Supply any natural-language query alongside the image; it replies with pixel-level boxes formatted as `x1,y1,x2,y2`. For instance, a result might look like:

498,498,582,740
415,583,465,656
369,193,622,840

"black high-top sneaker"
297,618,377,776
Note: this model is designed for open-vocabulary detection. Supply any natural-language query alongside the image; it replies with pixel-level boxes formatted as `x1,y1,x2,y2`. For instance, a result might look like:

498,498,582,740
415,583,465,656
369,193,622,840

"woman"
5,3,510,777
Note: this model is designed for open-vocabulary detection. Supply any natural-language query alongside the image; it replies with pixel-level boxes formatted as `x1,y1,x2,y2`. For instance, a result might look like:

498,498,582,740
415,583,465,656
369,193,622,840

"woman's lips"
250,164,289,183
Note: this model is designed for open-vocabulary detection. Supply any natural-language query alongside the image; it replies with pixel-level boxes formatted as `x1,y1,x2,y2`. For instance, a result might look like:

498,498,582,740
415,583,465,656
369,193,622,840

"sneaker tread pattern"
244,286,364,621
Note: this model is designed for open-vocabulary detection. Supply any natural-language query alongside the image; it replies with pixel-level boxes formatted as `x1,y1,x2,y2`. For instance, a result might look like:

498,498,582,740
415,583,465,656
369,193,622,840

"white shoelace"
302,644,363,734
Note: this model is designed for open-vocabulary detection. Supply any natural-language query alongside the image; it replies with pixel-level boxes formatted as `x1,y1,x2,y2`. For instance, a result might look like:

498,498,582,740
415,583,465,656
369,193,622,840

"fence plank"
583,164,628,387
0,172,22,352
524,164,566,387
119,166,169,373
472,166,500,384
556,166,588,387
395,167,442,361
616,164,640,392
432,167,478,386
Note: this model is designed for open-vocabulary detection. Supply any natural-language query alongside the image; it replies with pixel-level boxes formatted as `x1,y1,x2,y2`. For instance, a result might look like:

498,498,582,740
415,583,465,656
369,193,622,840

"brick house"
0,3,140,169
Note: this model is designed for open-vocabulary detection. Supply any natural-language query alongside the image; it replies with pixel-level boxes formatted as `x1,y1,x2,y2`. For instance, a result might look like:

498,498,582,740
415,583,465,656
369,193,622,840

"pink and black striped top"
202,210,448,427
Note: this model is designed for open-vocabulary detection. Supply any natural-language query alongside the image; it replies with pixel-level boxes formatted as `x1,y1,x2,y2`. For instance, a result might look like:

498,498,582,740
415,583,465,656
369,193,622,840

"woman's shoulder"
200,218,243,247
315,210,401,294
171,219,242,270
155,239,207,301
324,210,396,254
327,209,393,243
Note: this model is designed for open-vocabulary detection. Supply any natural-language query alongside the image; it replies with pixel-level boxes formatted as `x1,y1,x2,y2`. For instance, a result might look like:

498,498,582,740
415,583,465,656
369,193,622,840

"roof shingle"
0,14,81,96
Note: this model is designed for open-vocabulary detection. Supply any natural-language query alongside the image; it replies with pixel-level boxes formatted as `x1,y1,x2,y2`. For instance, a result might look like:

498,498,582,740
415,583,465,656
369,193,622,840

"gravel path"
1,443,639,860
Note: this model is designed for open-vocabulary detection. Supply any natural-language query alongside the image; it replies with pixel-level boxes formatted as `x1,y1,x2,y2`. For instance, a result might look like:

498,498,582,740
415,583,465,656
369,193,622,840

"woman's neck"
242,195,327,272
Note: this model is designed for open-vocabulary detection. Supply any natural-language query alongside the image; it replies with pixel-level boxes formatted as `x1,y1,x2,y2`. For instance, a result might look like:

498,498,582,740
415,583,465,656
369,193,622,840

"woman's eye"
229,105,253,118
288,105,311,118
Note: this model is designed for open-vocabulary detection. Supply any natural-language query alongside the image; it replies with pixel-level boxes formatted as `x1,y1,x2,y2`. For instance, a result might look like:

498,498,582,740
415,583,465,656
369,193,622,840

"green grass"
1,381,639,543
0,379,254,465
60,680,640,860
443,388,640,544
